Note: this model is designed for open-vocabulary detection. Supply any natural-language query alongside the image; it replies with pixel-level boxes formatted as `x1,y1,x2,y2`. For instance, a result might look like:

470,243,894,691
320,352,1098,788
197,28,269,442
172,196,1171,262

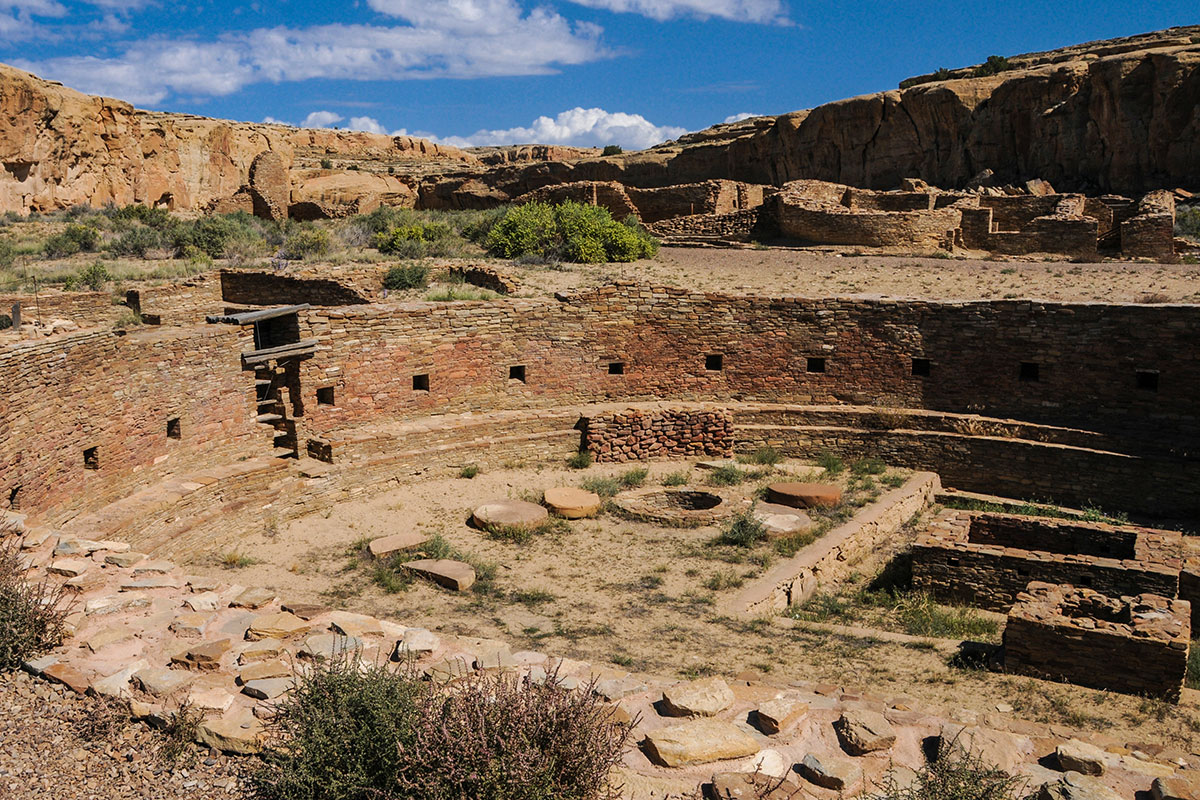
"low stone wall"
627,180,763,223
774,199,961,249
581,407,733,462
1004,582,1190,701
911,511,1181,611
0,290,124,328
1122,190,1177,261
730,471,940,615
220,268,373,306
647,208,768,242
446,264,520,295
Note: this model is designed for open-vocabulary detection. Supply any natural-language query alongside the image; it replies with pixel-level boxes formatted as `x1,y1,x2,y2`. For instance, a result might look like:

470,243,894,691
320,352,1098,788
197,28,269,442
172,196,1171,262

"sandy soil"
185,457,1200,752
507,246,1200,304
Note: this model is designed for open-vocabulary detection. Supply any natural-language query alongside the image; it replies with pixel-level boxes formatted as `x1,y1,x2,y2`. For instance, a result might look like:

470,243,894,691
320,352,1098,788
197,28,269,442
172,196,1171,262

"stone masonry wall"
911,511,1181,611
1004,582,1190,701
647,208,767,241
581,407,733,462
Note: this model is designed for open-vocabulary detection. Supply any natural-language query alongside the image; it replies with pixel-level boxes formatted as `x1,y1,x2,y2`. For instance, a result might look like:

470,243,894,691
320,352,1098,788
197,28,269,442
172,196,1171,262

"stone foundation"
582,407,733,463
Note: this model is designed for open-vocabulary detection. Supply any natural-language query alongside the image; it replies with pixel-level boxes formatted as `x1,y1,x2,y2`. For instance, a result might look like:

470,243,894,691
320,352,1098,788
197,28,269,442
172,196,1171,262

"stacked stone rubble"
583,407,733,462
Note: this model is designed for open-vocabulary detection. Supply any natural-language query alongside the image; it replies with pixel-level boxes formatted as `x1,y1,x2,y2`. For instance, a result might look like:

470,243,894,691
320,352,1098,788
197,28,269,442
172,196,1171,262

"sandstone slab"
299,633,363,660
1038,772,1122,800
1153,774,1200,800
709,771,805,800
544,487,602,519
754,697,808,735
47,558,91,577
799,753,862,791
472,499,549,531
238,660,290,684
328,611,385,638
42,662,90,694
751,502,813,537
661,676,735,717
1058,740,1107,776
281,601,330,620
197,712,264,755
134,667,195,698
233,587,277,609
242,677,293,700
105,551,146,568
834,709,896,755
404,559,476,591
765,483,842,509
238,640,284,664
246,612,308,640
642,719,760,767
368,532,430,559
395,627,439,656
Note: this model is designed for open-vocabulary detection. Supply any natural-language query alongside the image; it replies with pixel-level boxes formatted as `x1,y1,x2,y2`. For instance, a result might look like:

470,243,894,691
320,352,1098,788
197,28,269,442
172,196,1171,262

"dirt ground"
186,456,1200,753
506,246,1200,304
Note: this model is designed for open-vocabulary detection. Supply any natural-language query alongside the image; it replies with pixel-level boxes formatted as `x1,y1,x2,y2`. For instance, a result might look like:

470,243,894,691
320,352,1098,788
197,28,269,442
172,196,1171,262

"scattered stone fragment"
543,487,602,518
239,640,284,664
403,559,476,591
1058,740,1108,776
121,576,181,591
765,482,843,509
186,575,222,592
708,771,805,800
238,660,290,684
661,676,735,717
799,753,863,792
42,662,91,694
180,638,233,669
233,586,277,609
47,558,91,577
135,667,196,698
85,592,151,615
184,591,221,612
1153,774,1200,800
754,697,808,735
743,749,790,778
64,571,106,592
84,625,135,652
395,627,439,656
105,551,146,568
751,502,813,537
642,719,761,767
329,610,385,638
1038,772,1122,800
281,601,330,620
834,709,896,755
132,560,175,575
242,678,294,700
197,711,264,755
299,633,363,660
368,532,430,559
472,499,549,530
475,650,519,672
595,675,648,701
246,612,308,640
170,612,213,639
425,658,474,682
939,724,1031,773
90,660,148,698
188,686,236,713
22,655,58,675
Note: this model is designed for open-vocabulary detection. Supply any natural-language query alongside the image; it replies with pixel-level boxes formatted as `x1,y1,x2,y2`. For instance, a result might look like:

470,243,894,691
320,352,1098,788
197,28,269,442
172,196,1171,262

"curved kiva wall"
2,284,1198,551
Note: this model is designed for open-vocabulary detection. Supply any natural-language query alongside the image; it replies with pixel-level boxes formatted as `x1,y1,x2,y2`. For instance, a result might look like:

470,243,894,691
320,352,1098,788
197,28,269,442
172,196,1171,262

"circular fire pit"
611,486,747,527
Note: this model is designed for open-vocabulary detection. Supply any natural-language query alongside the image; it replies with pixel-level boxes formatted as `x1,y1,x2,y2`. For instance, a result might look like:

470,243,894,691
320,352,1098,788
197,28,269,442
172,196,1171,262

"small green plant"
381,263,429,291
319,158,334,169
881,473,905,488
221,550,260,569
702,569,745,591
601,144,623,156
706,464,750,486
816,451,844,475
372,563,413,594
740,446,784,466
618,467,648,489
661,470,690,487
567,451,594,469
0,314,13,331
424,285,495,302
1187,642,1200,690
112,309,143,329
0,528,74,670
458,464,479,479
158,701,205,765
75,261,111,291
483,517,570,545
511,588,556,607
581,476,621,498
280,226,331,260
717,510,768,548
851,457,887,476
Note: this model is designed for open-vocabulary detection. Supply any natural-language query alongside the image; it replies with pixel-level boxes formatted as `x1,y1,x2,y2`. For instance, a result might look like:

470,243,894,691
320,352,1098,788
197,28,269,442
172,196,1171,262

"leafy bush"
601,145,623,156
581,476,621,498
618,467,648,489
252,656,633,800
568,451,594,470
65,262,111,291
485,201,658,263
108,225,162,258
279,226,331,260
319,158,333,169
0,527,74,670
816,451,845,475
168,214,246,258
851,457,887,476
0,238,13,267
972,55,1012,77
109,204,171,229
865,735,1029,799
741,446,783,466
374,221,453,254
382,263,429,291
717,510,768,548
0,314,11,330
1177,205,1200,241
43,224,101,258
707,464,751,486
662,470,689,487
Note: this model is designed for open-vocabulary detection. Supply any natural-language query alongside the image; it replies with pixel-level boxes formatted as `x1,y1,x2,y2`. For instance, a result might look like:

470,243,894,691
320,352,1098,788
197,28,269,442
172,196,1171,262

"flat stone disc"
472,499,549,530
543,487,602,518
765,482,843,509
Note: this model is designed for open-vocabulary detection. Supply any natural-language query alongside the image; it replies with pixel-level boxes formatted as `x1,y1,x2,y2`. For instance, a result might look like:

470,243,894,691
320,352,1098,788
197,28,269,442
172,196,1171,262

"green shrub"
816,451,845,475
170,214,260,259
382,263,429,291
972,54,1012,77
43,223,100,258
568,451,593,469
601,145,623,156
866,734,1029,799
618,467,649,489
717,510,768,548
851,457,887,476
892,591,999,640
485,201,658,264
374,221,453,255
319,158,333,169
1176,206,1200,241
109,204,171,229
108,225,162,257
0,527,74,670
0,238,13,267
459,464,479,479
70,262,111,291
581,476,621,498
662,470,689,487
0,314,11,331
741,446,784,466
252,656,632,800
280,226,331,260
707,464,750,486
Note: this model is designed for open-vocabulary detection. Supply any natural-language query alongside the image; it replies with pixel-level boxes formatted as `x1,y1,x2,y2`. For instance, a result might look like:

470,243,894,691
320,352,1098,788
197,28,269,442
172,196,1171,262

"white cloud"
18,0,609,105
722,111,761,123
423,107,687,150
348,116,389,135
261,115,289,125
566,0,789,24
301,110,345,128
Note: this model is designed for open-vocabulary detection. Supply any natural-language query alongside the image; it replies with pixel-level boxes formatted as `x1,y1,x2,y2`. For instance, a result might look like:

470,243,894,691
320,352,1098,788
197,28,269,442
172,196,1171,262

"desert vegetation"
0,525,74,670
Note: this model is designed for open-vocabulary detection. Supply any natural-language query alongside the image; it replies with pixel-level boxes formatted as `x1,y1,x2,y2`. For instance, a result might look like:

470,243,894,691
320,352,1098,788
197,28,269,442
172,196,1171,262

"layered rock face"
0,63,476,215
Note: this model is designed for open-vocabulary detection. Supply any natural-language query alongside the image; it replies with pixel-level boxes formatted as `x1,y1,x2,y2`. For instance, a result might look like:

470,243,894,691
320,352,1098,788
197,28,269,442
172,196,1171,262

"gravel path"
0,670,251,800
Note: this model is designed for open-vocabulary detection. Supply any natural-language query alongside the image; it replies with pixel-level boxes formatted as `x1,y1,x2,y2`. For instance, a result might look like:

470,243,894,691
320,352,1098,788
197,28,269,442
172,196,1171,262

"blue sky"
2,1,1195,149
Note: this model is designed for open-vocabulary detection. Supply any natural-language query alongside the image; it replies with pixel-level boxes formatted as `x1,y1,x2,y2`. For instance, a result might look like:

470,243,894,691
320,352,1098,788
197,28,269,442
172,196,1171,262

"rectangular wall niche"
167,417,181,439
1019,362,1040,382
83,447,99,470
608,362,625,375
705,354,724,371
806,357,827,373
412,374,430,392
509,365,526,383
316,386,335,406
911,358,931,377
1137,370,1160,392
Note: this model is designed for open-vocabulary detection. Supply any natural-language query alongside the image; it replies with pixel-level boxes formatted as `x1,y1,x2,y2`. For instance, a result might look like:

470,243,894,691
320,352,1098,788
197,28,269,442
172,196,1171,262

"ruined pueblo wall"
581,407,734,462
0,325,262,523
